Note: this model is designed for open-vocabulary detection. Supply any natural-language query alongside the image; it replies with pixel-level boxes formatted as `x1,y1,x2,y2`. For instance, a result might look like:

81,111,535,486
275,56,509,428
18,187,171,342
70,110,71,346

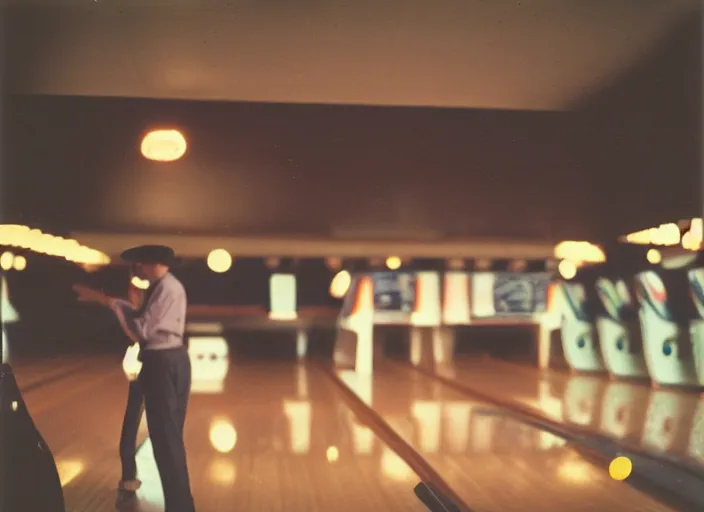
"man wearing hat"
74,245,195,512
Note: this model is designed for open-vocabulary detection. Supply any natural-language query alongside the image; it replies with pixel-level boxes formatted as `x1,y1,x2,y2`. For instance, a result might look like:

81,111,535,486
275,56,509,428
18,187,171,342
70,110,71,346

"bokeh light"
558,260,577,280
386,256,402,270
12,255,26,271
207,249,233,273
131,276,150,290
329,270,352,298
0,252,14,271
326,446,339,463
209,418,237,453
646,248,662,265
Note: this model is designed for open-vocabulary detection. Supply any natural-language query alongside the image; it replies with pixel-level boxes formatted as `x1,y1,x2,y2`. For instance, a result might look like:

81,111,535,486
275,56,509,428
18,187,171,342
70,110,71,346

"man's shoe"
118,479,142,492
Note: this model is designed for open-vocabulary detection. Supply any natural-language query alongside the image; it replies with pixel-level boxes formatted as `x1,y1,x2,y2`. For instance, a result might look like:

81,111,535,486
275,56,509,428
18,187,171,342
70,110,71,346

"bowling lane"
28,355,428,512
338,363,674,512
131,361,428,512
434,358,704,470
12,356,114,391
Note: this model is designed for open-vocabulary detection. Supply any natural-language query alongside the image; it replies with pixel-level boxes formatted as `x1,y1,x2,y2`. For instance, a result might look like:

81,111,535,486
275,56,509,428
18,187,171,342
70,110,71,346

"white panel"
442,271,470,325
471,272,496,317
411,271,441,327
269,273,298,320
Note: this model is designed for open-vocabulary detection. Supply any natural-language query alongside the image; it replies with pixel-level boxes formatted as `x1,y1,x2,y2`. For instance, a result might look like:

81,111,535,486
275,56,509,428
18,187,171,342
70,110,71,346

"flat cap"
120,245,177,265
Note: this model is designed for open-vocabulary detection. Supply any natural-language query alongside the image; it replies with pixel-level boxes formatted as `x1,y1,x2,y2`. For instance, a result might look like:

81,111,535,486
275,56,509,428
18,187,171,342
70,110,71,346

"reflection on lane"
339,365,673,512
131,343,426,512
444,359,704,468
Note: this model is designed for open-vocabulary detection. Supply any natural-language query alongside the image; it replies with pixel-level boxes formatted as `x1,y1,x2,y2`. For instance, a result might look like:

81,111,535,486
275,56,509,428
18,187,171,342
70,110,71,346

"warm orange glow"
326,257,342,270
140,129,187,162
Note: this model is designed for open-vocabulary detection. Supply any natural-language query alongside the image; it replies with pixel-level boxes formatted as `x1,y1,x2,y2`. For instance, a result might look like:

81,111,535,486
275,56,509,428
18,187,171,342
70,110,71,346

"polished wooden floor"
13,354,680,512
431,357,704,470
338,362,675,512
15,357,427,512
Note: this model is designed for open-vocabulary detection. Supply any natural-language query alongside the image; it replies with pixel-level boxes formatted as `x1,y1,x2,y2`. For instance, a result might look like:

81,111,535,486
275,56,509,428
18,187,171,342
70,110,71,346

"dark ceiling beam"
70,232,555,260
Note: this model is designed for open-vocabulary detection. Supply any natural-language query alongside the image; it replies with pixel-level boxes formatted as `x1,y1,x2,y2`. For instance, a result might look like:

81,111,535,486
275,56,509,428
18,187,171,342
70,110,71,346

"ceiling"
3,93,699,246
4,0,698,110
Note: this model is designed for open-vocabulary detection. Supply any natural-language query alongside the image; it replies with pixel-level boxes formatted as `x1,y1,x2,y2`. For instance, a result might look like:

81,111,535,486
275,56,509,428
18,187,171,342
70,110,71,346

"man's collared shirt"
112,273,187,351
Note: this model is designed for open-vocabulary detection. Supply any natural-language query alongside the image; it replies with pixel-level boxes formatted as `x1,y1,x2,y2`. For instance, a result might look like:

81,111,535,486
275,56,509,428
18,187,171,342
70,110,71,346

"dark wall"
574,11,702,238
2,255,339,356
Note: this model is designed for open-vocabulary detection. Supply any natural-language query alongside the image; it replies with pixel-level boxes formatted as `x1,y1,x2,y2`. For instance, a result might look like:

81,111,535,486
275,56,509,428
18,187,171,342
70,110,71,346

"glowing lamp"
329,270,352,298
207,249,232,273
140,129,187,162
385,256,402,270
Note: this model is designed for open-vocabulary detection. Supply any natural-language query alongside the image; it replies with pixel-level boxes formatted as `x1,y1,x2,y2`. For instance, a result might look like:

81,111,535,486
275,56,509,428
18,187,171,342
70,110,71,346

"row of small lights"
2,126,189,271
0,225,111,266
0,251,27,272
624,219,703,250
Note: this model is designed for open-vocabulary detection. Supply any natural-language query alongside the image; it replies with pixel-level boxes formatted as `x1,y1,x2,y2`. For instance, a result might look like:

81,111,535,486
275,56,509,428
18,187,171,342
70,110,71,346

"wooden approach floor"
13,355,679,512
16,357,426,512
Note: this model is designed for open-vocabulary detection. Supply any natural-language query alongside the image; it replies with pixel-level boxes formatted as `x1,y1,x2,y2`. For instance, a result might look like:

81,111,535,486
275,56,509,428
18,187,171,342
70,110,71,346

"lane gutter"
316,363,475,512
405,362,704,512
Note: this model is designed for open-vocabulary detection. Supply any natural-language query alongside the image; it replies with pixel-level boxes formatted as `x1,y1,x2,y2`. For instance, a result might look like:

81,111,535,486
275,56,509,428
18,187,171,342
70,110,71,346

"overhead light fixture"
140,129,187,162
0,225,109,265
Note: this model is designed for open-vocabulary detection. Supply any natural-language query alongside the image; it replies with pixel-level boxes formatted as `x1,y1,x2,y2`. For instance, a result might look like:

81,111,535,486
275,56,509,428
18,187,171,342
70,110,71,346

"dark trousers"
119,380,144,481
139,347,195,512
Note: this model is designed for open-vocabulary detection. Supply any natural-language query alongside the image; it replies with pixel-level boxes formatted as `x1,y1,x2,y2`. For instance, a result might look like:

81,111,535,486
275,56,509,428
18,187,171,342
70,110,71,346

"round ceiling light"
140,129,187,162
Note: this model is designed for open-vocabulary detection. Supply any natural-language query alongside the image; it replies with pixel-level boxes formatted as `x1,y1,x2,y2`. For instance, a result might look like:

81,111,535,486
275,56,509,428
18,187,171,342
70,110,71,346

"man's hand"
72,284,114,307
